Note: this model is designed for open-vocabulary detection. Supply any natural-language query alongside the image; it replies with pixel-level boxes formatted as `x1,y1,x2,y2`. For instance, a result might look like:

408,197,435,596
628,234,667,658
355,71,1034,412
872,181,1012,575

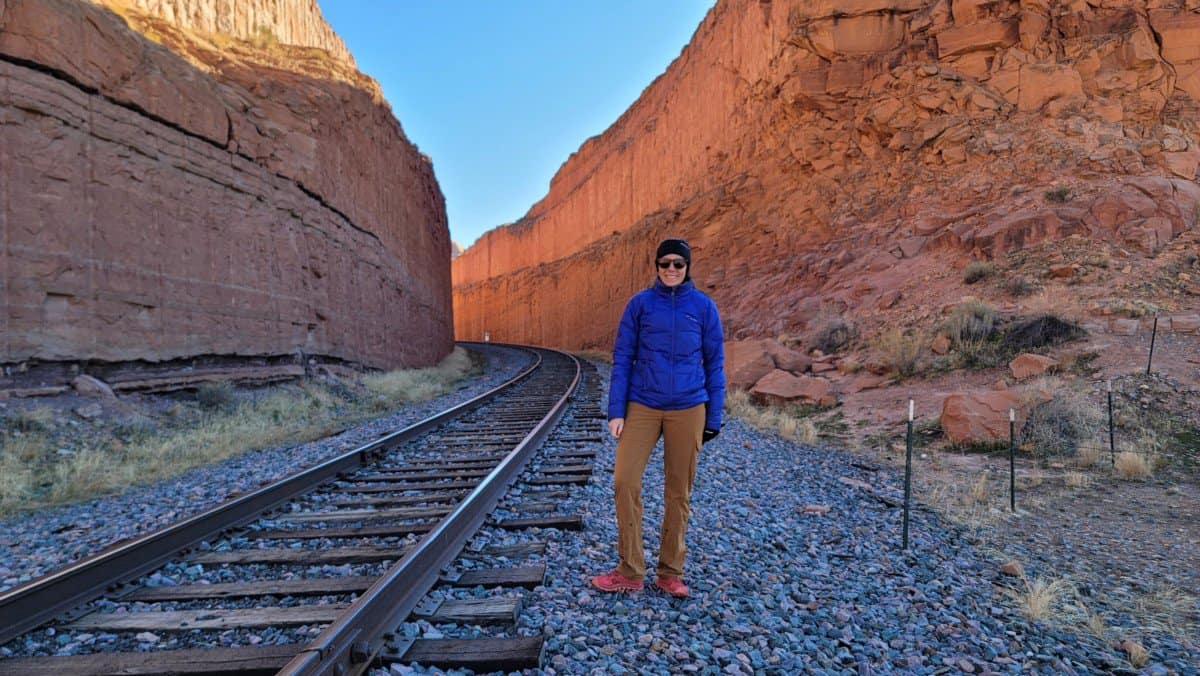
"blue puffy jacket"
608,278,726,430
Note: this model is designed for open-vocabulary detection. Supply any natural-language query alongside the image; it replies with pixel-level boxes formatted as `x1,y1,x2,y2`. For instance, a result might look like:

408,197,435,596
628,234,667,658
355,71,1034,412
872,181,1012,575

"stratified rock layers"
452,0,1200,351
1,0,451,370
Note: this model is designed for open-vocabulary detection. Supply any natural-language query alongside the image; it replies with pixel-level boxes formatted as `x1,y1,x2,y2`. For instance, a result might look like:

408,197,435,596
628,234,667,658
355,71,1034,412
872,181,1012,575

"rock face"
452,0,1200,353
1,0,452,377
117,0,355,65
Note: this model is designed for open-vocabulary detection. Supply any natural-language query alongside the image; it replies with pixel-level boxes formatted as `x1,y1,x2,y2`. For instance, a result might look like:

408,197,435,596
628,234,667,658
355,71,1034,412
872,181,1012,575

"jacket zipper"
670,286,677,396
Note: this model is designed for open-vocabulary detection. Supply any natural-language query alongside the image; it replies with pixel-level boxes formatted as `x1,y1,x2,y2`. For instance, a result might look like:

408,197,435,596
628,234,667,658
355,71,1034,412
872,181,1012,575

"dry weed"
970,473,990,503
875,328,926,378
1114,451,1153,480
1134,586,1199,643
1063,471,1090,489
1122,639,1150,668
1074,446,1102,468
1005,575,1071,622
363,347,476,404
1019,379,1104,458
725,390,817,444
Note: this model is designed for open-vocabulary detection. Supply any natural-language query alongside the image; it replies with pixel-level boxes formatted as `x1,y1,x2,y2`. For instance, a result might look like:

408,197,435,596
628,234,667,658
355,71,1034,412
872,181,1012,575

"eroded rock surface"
1,0,452,378
452,0,1200,354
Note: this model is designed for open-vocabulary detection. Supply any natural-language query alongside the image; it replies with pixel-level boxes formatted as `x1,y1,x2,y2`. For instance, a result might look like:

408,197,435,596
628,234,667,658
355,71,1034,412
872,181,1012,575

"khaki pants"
613,401,704,579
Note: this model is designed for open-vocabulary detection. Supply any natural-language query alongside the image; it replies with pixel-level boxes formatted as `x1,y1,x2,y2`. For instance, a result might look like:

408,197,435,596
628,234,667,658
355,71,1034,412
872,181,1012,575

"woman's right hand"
608,418,624,439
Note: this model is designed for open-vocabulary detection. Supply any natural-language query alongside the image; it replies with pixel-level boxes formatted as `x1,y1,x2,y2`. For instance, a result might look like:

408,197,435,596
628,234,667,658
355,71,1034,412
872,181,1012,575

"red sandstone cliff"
1,0,452,382
452,0,1200,351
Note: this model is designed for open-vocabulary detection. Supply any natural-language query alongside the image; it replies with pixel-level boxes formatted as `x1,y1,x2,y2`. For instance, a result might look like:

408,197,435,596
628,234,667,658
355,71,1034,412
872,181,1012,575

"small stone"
134,632,160,643
74,403,103,420
1000,560,1025,578
71,375,115,398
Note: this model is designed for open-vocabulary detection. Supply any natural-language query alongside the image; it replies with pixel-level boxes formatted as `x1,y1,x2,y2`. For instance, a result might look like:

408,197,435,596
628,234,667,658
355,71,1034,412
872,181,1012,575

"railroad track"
0,344,604,675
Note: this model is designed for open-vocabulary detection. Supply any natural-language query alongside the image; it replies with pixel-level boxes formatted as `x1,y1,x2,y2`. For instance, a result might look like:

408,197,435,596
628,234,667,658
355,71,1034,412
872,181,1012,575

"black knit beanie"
655,238,691,264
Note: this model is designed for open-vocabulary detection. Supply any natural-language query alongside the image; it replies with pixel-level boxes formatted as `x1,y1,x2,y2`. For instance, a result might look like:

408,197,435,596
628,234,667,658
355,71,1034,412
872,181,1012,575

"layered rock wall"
453,0,1200,350
117,0,355,65
1,0,452,375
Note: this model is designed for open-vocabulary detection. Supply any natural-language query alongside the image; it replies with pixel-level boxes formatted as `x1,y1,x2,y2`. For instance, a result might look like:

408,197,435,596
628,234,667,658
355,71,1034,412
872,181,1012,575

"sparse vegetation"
1002,275,1037,297
808,314,856,354
196,382,237,412
875,328,925,378
963,261,996,285
1114,451,1153,480
944,300,998,344
1004,575,1071,622
1019,382,1104,458
0,348,480,516
1044,186,1072,203
725,389,818,444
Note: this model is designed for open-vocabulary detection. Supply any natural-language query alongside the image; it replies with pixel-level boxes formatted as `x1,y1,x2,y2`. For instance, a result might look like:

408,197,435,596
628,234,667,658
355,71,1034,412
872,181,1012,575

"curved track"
0,344,591,675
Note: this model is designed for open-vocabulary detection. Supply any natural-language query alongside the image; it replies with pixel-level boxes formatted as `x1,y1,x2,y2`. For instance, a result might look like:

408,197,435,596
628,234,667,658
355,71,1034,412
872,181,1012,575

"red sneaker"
654,576,689,598
590,570,643,592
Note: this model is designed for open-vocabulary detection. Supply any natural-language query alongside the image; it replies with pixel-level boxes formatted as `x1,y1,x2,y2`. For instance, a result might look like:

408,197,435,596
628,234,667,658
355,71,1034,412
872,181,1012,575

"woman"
591,237,725,598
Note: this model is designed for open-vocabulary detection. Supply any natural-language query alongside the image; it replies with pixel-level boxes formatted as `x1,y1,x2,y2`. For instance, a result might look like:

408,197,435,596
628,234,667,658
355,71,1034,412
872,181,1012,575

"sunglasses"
657,259,687,270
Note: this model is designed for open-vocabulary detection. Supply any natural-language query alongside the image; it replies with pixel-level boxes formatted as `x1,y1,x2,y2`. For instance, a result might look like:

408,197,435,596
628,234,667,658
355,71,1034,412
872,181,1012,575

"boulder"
930,335,952,355
72,374,116,399
940,390,1025,444
750,370,837,407
724,340,778,389
763,342,813,374
1009,353,1059,380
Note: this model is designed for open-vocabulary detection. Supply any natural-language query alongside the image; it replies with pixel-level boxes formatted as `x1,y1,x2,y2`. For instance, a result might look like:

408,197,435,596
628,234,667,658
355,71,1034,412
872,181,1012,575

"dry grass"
875,328,925,378
0,348,479,517
1004,575,1072,622
1133,586,1199,644
1074,445,1103,468
1114,451,1153,480
1063,471,1091,489
970,473,991,503
1122,640,1150,668
963,261,996,284
1019,379,1105,459
724,390,818,444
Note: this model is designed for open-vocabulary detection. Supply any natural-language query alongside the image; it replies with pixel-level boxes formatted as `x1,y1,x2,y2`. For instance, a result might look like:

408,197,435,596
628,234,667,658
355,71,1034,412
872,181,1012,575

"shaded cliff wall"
1,0,452,374
453,0,1200,350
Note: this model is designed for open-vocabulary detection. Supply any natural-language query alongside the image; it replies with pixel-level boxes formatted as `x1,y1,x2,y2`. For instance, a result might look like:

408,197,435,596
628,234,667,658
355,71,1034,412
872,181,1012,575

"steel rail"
0,344,541,646
278,349,582,676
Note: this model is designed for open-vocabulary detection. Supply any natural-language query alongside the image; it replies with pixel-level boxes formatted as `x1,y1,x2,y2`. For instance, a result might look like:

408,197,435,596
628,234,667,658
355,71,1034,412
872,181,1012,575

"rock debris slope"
0,0,452,381
452,0,1200,350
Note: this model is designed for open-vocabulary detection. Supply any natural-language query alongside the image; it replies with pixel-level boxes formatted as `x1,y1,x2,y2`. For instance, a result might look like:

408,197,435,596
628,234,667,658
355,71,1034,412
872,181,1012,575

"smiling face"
656,254,688,288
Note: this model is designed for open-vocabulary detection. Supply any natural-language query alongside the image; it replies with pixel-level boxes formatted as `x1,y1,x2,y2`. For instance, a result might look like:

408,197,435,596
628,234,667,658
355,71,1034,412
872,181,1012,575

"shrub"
944,300,997,344
1003,314,1086,353
808,315,856,354
1064,471,1090,488
1044,186,1071,203
963,261,996,284
876,328,925,378
1020,385,1104,458
1003,276,1037,297
196,382,236,412
1114,451,1152,480
4,406,56,433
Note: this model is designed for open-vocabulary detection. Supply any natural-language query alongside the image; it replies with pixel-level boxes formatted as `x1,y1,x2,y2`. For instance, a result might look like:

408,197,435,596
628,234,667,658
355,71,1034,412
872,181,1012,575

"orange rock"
750,370,837,407
930,335,952,355
724,340,778,389
1000,560,1026,577
1009,353,1060,380
940,390,1026,444
1049,264,1076,278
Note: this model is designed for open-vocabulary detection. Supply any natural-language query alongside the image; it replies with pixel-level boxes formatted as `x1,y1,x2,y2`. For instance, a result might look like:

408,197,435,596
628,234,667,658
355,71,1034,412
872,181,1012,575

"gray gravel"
0,345,532,595
388,363,1197,675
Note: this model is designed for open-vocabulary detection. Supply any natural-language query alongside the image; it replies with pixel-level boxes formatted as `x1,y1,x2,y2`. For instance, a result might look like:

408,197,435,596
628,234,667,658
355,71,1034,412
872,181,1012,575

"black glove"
702,428,720,444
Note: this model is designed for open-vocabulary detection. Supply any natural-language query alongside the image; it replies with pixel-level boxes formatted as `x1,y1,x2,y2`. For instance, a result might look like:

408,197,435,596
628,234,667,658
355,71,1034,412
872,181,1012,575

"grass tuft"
1004,575,1071,622
963,261,996,284
875,328,925,378
725,389,818,444
1114,451,1152,480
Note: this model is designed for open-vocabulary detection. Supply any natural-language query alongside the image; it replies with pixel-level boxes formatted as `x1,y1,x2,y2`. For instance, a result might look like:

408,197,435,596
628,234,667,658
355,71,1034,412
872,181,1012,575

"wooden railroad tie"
382,636,544,673
0,645,298,676
188,545,409,566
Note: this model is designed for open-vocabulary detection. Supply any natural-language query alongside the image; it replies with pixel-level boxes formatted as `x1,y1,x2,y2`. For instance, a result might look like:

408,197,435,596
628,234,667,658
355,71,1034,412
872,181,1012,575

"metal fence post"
1009,408,1016,512
1146,316,1158,375
1108,380,1116,466
903,400,913,550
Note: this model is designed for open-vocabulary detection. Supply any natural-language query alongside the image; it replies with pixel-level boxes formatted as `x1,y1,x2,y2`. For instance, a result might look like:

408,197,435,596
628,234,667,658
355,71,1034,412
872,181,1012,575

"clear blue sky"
321,2,715,249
